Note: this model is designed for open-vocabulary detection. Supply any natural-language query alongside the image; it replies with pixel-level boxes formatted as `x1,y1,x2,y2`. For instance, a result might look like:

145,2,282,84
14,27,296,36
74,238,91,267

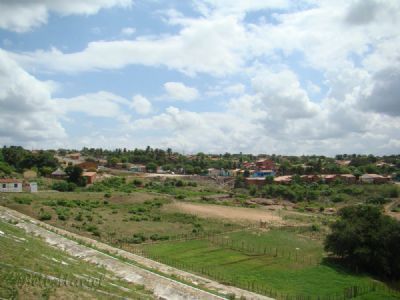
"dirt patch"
385,199,400,221
166,202,283,225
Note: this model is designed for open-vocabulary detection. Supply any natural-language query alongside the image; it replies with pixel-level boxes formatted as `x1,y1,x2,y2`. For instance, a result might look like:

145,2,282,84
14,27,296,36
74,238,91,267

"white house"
0,179,22,192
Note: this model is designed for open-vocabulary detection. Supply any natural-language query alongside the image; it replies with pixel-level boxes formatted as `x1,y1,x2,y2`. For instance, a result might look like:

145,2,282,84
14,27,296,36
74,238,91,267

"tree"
65,165,86,186
146,162,157,173
265,175,274,184
325,205,400,278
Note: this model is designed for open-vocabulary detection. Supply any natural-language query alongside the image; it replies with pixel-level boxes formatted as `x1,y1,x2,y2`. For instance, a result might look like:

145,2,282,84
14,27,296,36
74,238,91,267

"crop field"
0,219,154,299
139,228,400,299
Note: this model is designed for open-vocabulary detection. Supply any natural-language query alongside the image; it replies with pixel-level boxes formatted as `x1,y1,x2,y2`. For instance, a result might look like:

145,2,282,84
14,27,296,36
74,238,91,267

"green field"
140,229,400,299
0,219,154,299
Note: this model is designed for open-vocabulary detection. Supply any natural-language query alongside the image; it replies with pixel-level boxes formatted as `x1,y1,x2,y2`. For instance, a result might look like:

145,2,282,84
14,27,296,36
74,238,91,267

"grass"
140,229,400,299
0,219,154,299
0,191,243,246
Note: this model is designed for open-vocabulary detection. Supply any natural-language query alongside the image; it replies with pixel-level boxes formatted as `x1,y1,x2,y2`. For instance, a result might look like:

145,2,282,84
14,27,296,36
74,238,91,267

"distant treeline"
1,145,399,177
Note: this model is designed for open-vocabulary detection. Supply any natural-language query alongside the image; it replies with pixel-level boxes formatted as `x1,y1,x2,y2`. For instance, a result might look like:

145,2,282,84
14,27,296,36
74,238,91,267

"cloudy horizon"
0,0,399,155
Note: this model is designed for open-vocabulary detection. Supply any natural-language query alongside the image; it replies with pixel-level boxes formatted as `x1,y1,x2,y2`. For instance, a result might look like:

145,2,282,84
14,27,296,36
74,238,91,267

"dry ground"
165,202,284,225
384,199,400,221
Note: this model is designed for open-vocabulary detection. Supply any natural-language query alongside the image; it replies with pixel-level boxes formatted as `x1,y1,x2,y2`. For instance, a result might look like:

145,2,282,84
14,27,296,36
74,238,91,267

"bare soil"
166,202,284,225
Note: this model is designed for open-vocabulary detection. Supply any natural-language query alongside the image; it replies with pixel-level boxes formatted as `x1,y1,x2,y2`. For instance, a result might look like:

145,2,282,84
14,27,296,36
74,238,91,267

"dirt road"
0,205,272,300
166,202,283,224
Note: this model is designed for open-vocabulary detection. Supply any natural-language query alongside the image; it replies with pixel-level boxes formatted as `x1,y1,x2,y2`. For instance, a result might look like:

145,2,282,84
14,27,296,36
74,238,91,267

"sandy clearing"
167,202,283,224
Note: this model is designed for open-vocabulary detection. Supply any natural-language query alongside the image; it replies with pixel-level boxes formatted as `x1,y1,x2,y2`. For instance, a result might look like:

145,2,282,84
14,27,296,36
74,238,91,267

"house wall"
0,183,22,192
29,183,38,193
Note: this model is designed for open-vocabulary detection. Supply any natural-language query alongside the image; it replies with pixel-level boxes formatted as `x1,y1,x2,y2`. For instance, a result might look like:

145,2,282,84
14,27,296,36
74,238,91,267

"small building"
255,159,275,171
242,161,255,170
230,169,241,177
51,168,67,179
322,174,338,184
273,175,292,185
339,174,356,184
360,174,391,184
23,182,38,193
130,164,146,173
300,174,321,183
82,172,97,184
220,169,231,177
0,179,22,192
245,177,267,187
68,153,81,160
29,182,38,193
252,170,275,178
207,168,221,177
77,161,98,171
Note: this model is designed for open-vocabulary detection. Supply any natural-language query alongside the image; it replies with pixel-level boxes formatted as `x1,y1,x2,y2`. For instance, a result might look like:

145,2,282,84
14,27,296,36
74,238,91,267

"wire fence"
124,247,397,300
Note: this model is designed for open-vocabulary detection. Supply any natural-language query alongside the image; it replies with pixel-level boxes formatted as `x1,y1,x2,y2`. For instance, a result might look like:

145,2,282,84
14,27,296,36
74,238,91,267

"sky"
0,0,399,155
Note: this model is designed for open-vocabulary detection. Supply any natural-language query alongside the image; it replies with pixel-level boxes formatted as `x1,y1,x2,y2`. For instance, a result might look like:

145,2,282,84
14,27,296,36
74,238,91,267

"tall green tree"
325,205,400,278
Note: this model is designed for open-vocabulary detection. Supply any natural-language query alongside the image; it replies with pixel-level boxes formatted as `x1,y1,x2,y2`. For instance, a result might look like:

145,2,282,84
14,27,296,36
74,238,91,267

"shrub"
14,197,32,205
387,186,399,198
150,234,169,241
132,179,142,186
311,224,320,231
132,233,146,244
366,195,389,205
39,211,52,221
74,213,83,221
104,193,112,198
51,181,76,192
331,193,346,203
249,185,257,196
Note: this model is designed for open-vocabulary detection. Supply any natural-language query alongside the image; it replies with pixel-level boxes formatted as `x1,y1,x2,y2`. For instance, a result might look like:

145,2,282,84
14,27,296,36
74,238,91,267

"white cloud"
0,49,66,146
0,0,132,32
163,82,199,101
11,15,247,76
121,27,136,36
306,81,321,95
224,83,246,95
55,91,131,121
360,68,400,116
205,83,246,97
194,0,289,16
250,69,319,119
131,94,152,115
